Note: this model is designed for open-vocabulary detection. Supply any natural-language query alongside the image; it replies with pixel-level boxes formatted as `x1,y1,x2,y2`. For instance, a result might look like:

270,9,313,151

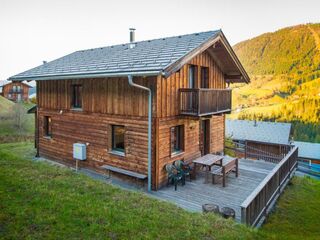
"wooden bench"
211,158,238,187
100,165,147,183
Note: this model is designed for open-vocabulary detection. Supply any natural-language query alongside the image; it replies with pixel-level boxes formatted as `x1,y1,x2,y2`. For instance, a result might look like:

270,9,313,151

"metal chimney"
129,28,136,42
129,28,136,49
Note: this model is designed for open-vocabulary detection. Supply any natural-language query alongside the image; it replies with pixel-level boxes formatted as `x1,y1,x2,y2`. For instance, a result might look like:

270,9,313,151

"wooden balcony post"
198,89,201,115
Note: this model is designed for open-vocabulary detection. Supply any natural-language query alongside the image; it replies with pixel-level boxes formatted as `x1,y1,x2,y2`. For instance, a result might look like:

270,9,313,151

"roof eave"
162,30,250,83
217,32,250,83
8,70,162,82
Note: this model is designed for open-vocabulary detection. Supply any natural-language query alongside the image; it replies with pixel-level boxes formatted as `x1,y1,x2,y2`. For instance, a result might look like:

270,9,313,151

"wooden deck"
151,159,276,222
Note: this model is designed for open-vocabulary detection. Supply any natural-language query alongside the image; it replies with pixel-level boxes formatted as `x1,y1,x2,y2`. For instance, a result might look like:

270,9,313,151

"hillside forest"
231,23,320,143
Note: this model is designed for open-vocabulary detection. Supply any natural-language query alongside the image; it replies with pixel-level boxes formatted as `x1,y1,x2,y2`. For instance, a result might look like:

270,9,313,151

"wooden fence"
240,146,298,227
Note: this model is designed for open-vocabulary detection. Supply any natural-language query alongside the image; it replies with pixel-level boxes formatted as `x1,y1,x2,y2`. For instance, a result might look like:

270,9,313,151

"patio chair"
174,160,193,182
165,164,184,191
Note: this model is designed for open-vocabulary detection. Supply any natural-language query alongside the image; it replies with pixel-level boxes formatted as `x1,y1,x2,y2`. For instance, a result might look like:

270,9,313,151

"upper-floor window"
71,84,82,109
112,125,125,154
16,86,21,92
188,65,197,89
200,67,209,88
44,116,52,137
12,85,17,92
170,125,184,155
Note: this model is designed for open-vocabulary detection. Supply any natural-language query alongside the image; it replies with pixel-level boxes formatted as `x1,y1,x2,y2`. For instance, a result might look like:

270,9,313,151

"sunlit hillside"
232,23,320,142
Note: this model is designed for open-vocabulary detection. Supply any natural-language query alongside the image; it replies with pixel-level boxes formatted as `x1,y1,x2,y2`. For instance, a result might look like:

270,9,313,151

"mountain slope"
231,23,320,143
0,95,14,114
234,23,320,75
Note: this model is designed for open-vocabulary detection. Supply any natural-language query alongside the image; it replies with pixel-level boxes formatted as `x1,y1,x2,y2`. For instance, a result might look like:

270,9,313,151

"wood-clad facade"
35,48,231,189
1,82,30,102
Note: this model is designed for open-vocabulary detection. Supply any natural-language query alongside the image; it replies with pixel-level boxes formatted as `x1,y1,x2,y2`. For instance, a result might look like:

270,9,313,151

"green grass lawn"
0,142,319,239
0,142,258,240
260,177,320,240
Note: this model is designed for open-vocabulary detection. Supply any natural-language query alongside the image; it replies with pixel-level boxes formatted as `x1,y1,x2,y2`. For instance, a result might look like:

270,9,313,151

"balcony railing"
179,88,232,116
8,90,23,94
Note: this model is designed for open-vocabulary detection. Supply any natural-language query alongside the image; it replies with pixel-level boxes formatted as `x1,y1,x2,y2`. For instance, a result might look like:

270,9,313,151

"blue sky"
1,0,319,80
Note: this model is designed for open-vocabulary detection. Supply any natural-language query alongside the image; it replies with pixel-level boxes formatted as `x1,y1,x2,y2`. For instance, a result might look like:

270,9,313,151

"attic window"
71,84,82,109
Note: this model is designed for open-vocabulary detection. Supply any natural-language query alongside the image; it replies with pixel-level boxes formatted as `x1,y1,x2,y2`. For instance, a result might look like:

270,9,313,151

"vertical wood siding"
158,50,226,118
36,48,227,189
156,115,225,187
37,76,157,117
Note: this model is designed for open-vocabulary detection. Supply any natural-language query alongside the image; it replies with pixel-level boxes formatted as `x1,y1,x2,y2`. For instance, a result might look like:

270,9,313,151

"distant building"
226,119,292,161
0,81,32,102
293,141,320,164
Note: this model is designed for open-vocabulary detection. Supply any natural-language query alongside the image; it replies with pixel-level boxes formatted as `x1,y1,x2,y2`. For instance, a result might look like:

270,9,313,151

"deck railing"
245,141,293,163
240,146,298,227
179,88,232,116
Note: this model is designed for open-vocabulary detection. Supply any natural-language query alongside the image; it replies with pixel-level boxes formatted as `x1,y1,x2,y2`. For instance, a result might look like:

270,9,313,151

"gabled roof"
27,105,37,114
226,119,292,145
293,141,320,160
8,30,249,83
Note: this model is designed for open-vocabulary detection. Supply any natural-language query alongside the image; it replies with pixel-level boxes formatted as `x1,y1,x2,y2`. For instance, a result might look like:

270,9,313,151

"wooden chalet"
226,119,293,162
9,29,250,190
0,81,31,102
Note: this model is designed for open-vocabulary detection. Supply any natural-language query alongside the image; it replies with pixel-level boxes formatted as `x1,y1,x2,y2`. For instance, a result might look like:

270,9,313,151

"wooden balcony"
179,88,232,116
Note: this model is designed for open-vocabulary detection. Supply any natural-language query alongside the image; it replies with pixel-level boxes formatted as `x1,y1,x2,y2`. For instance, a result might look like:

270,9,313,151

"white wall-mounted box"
73,143,86,160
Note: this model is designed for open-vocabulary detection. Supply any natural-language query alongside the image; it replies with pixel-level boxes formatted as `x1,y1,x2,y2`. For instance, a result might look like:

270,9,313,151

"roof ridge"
76,30,220,53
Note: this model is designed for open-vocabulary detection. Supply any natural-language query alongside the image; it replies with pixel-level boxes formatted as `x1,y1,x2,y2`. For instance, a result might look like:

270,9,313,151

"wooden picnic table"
192,154,224,183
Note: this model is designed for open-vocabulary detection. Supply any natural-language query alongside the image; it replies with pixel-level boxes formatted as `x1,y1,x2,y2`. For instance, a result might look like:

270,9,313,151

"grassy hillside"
0,97,35,142
0,142,259,240
232,23,320,142
1,142,320,239
0,95,14,113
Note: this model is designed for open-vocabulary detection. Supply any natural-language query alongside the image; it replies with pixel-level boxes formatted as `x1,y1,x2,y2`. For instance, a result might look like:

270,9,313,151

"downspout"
128,75,152,192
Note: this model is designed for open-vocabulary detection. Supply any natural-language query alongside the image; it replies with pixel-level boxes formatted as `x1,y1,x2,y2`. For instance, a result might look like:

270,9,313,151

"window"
12,85,17,92
170,125,184,155
16,85,21,92
188,65,197,88
112,125,125,153
200,67,209,88
44,116,52,137
71,84,82,109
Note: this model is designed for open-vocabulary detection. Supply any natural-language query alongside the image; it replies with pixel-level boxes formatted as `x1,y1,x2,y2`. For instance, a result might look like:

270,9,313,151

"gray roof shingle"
226,119,292,145
9,30,220,81
293,141,320,160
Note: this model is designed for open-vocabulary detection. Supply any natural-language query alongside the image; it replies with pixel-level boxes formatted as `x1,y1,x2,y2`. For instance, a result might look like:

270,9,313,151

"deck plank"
151,159,276,222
